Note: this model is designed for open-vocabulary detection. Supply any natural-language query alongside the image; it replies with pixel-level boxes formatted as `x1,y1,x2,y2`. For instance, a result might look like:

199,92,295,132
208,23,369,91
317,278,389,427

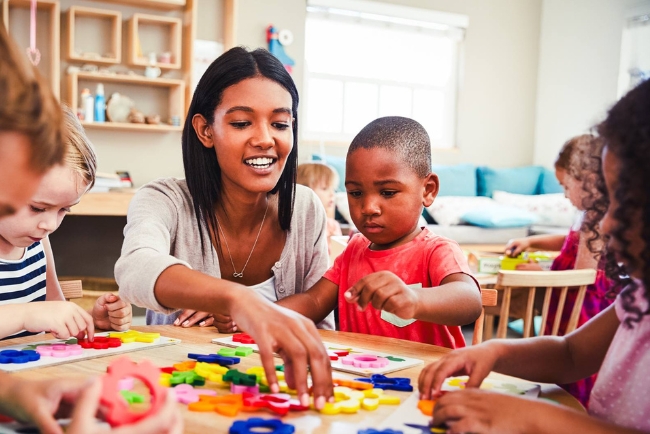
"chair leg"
473,311,485,345
496,287,512,339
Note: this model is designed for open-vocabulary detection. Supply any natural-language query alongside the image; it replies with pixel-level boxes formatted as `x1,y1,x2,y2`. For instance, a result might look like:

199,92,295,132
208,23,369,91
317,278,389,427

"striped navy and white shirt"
0,241,47,339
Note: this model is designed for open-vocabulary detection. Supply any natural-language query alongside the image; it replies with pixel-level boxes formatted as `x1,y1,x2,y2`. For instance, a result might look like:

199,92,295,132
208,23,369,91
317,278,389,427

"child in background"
0,25,180,434
0,106,132,340
505,134,613,405
279,116,482,348
297,162,342,252
419,79,650,433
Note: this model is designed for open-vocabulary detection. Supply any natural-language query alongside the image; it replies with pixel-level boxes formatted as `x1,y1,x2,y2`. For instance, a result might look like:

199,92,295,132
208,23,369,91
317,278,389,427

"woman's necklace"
216,200,269,278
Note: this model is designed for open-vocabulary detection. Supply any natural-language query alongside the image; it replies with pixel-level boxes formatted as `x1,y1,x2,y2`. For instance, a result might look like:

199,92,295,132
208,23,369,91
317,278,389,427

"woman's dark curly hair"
596,78,650,327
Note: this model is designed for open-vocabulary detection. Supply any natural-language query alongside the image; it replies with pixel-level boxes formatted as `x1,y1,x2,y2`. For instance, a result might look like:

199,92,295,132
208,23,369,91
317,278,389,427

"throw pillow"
425,196,496,226
477,166,543,197
461,205,538,228
431,164,477,196
492,190,577,227
538,168,564,194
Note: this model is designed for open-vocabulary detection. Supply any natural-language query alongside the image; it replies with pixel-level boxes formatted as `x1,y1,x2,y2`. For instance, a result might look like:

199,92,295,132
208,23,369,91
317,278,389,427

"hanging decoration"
26,0,41,66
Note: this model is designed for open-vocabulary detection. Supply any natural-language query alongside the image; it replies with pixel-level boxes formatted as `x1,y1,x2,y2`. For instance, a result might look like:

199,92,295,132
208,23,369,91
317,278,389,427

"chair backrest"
59,280,83,300
495,269,597,338
473,288,498,345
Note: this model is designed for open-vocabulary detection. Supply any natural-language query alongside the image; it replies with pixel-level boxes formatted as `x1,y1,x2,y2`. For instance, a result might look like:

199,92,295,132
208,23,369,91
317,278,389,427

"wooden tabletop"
70,191,135,216
3,326,583,433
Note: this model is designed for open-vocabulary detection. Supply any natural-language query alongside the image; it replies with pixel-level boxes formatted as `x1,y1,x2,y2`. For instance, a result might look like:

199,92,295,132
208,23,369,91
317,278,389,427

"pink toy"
231,383,259,394
118,377,134,391
339,354,390,369
173,384,217,405
35,344,83,357
100,357,166,426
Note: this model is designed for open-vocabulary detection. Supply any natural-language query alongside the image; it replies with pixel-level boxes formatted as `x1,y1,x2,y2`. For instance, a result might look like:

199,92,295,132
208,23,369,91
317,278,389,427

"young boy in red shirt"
278,116,482,348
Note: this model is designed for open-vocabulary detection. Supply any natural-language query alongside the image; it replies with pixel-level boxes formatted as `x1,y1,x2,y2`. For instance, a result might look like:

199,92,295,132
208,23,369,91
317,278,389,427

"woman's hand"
173,310,214,327
418,344,500,400
92,293,132,331
504,238,530,257
432,389,542,434
229,292,333,410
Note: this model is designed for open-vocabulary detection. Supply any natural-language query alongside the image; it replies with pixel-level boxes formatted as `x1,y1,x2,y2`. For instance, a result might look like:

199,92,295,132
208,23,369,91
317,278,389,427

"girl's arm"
42,237,64,301
505,234,567,257
419,304,619,400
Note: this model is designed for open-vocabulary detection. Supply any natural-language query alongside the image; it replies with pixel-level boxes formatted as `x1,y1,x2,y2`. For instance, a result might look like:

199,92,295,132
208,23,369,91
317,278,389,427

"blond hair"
61,105,97,190
297,162,339,190
0,26,64,173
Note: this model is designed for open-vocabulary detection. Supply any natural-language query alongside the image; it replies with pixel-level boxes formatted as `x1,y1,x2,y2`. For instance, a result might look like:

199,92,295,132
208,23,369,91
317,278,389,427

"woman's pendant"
233,272,244,278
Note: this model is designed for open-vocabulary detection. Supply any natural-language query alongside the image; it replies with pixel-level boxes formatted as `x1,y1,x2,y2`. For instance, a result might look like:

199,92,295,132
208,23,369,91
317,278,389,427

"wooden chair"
473,288,498,345
494,269,597,339
59,280,83,300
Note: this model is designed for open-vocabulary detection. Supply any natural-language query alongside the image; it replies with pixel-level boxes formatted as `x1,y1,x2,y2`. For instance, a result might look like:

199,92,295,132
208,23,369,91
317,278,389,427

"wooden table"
3,326,583,433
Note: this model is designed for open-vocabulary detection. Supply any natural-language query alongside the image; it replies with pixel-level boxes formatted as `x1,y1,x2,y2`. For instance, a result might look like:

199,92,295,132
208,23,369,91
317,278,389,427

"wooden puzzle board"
212,336,423,376
0,333,180,372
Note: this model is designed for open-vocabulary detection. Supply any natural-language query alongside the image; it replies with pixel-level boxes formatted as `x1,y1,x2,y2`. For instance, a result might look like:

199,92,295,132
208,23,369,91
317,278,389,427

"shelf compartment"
1,0,60,98
66,6,121,65
67,72,185,133
87,0,186,11
128,13,182,70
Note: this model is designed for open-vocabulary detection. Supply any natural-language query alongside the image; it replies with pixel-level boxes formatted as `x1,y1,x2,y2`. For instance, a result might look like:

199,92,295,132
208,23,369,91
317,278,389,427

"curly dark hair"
596,78,650,326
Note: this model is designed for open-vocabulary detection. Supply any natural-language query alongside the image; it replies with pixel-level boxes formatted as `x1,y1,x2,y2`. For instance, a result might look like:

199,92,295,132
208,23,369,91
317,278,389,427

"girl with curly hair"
418,78,650,433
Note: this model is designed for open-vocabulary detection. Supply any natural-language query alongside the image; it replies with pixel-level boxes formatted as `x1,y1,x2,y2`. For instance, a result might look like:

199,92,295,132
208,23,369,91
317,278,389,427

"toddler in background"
297,162,342,251
280,116,482,348
0,106,132,340
505,134,613,405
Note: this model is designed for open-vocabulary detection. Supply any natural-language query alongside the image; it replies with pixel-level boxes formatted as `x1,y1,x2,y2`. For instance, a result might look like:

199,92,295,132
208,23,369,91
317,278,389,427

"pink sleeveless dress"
545,229,614,407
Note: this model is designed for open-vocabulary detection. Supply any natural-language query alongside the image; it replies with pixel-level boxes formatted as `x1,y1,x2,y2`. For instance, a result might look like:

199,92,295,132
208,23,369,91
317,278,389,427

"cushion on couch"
312,154,346,192
477,166,543,197
425,196,496,226
492,190,577,227
538,168,564,194
431,164,477,196
461,205,539,228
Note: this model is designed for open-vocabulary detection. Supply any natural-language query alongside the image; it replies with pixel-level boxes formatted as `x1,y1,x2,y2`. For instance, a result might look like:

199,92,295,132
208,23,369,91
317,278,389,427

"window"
303,0,467,149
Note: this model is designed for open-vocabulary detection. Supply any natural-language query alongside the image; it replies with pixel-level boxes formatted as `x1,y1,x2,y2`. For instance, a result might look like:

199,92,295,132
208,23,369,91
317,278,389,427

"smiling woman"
114,47,335,408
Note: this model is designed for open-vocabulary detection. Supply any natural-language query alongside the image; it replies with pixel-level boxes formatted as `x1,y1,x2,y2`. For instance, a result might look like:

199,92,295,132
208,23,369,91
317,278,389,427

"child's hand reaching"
504,238,530,257
418,344,500,400
92,293,132,331
432,389,549,434
344,271,419,319
21,301,94,340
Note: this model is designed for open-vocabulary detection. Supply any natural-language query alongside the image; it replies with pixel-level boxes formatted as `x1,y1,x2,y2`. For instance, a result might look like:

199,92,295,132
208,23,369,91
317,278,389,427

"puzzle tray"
211,336,423,376
0,333,180,372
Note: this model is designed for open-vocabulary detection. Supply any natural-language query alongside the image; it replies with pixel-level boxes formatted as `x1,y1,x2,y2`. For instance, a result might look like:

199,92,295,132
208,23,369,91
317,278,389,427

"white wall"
233,0,543,168
533,0,650,168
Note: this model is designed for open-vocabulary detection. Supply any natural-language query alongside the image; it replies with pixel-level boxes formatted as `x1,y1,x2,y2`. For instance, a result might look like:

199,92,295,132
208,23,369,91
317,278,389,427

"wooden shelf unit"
128,13,182,70
66,5,121,65
68,71,185,131
1,0,60,98
88,0,186,11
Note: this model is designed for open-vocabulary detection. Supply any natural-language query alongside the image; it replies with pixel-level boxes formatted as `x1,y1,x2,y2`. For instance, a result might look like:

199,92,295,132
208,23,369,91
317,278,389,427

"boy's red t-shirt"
323,228,476,349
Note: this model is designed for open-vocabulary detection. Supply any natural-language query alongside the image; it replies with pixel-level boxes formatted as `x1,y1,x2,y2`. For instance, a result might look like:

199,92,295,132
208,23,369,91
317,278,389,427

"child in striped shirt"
0,106,132,340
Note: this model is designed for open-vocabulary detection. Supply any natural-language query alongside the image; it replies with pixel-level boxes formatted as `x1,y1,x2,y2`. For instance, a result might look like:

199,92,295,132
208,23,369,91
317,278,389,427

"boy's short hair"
297,162,339,190
348,116,431,178
0,26,64,174
61,105,97,190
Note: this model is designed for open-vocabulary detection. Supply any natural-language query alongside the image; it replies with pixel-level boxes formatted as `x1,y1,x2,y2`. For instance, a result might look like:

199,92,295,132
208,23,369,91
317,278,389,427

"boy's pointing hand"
344,271,420,319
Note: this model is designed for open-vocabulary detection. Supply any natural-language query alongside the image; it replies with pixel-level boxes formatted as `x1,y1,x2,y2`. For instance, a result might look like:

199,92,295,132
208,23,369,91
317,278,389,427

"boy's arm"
412,273,482,325
43,237,64,301
276,277,339,325
346,271,482,326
